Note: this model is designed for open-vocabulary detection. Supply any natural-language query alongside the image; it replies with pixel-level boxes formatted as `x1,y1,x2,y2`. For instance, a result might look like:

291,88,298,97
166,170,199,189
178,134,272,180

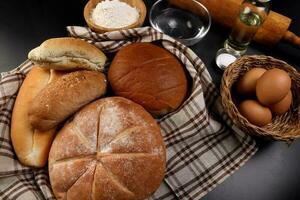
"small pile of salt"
215,48,240,70
216,53,237,69
91,0,140,29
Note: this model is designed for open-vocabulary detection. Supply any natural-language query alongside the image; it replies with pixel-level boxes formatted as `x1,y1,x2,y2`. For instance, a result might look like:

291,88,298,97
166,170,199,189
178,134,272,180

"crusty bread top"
28,70,107,131
49,97,166,200
108,43,188,116
28,37,107,71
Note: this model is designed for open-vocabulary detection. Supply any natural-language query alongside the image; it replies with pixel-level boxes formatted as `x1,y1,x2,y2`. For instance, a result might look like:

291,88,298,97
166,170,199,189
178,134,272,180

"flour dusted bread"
28,70,107,131
49,97,166,200
28,37,107,71
108,43,188,116
11,66,66,167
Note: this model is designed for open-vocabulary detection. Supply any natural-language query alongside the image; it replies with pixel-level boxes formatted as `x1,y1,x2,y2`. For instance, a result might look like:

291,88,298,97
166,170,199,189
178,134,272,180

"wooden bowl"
84,0,147,33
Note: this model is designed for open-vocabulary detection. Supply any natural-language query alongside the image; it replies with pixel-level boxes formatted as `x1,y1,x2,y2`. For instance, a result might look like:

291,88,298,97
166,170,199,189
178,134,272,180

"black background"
0,0,300,199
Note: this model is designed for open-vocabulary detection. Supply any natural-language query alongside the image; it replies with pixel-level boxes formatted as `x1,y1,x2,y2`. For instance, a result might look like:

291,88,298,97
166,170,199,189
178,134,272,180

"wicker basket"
221,55,300,142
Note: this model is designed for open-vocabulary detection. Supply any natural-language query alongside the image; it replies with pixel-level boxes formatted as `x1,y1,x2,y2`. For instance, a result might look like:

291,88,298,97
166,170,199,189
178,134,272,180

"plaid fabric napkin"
0,27,257,200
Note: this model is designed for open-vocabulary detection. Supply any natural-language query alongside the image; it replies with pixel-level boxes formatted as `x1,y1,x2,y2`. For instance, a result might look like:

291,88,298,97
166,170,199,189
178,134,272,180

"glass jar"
224,0,271,54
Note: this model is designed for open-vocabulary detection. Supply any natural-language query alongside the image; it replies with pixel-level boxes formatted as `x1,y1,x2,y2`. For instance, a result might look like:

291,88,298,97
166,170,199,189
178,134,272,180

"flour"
100,104,125,135
91,0,139,29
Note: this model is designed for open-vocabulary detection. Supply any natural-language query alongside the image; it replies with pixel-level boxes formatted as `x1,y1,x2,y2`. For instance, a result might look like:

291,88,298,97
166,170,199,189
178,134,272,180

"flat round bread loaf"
108,43,188,116
49,97,166,200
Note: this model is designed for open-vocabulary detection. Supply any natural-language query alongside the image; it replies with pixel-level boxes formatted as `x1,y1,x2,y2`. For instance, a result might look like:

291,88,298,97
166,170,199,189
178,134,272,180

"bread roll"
108,43,188,116
28,70,107,131
28,37,107,71
11,66,66,167
49,97,166,200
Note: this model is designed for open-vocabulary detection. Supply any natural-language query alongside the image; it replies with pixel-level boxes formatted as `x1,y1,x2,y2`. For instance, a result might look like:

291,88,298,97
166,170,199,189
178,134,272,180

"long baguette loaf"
11,66,66,167
28,70,107,131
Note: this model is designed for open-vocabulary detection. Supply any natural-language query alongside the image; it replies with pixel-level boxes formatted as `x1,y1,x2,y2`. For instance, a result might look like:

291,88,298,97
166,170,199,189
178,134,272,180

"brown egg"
238,100,272,127
256,68,291,105
236,68,267,96
269,90,292,115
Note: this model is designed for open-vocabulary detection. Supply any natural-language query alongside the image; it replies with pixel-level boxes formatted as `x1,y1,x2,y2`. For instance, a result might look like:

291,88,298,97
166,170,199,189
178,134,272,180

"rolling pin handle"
283,31,300,48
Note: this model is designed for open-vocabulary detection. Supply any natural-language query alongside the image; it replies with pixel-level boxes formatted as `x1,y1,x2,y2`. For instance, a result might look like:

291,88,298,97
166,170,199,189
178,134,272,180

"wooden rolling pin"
170,0,300,48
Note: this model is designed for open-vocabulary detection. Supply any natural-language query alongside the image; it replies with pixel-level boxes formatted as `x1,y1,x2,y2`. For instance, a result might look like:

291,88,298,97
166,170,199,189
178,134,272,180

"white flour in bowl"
91,0,140,29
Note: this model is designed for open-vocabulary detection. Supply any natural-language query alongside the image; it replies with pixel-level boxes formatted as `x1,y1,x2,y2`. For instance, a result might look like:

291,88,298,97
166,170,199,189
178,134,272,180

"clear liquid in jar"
225,8,263,53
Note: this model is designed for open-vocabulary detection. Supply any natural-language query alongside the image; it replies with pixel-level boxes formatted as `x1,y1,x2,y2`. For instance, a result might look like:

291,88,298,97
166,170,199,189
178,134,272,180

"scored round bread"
28,37,107,71
11,66,66,167
49,97,166,200
108,43,188,116
28,70,107,131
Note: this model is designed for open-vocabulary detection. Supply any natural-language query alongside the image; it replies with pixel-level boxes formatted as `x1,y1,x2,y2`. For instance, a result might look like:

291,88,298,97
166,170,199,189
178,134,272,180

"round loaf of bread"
108,43,188,116
49,97,166,200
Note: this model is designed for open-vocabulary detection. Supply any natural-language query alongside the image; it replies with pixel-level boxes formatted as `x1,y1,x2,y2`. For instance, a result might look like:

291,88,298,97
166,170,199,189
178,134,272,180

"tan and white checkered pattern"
0,27,257,200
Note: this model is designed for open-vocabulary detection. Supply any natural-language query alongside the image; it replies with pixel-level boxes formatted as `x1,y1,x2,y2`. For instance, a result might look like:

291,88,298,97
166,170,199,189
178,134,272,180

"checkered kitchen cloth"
0,26,257,200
